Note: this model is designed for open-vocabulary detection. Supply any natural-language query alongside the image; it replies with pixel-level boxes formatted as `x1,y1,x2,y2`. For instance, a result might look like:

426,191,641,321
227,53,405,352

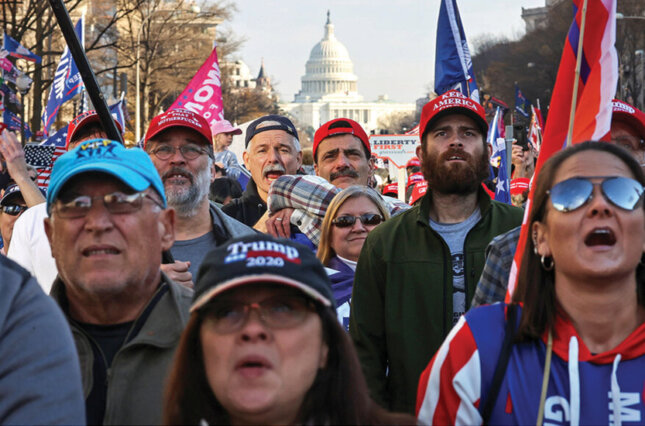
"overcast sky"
223,0,547,104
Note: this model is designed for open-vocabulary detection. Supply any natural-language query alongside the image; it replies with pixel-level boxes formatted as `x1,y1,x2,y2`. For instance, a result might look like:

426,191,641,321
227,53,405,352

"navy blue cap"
245,115,299,147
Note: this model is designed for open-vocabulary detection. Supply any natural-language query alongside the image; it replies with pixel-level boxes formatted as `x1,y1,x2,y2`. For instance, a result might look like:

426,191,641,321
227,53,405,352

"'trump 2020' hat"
612,99,645,139
144,109,212,148
419,90,488,141
245,115,299,148
313,118,370,159
47,139,167,212
192,234,336,312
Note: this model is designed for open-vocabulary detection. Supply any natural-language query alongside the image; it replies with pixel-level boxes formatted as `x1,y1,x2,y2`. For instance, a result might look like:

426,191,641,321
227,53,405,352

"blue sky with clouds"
222,0,547,103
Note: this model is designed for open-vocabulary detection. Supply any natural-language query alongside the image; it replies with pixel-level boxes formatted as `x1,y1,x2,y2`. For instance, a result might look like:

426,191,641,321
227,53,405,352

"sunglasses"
548,176,644,213
1,204,27,216
331,213,384,228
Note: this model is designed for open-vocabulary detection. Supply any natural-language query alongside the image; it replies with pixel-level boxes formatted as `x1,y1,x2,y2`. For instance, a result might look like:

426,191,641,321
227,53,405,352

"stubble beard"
165,165,211,218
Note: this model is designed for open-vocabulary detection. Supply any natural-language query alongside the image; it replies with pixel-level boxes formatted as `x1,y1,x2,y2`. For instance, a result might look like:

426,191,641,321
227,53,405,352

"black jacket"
221,179,267,227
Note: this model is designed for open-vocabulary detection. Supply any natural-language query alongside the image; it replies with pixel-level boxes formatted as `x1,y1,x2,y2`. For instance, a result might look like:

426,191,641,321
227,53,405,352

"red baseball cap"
406,172,425,189
144,109,212,148
66,110,123,149
406,157,421,168
382,182,398,196
409,180,428,205
510,178,530,197
313,118,370,159
419,90,488,141
611,99,645,139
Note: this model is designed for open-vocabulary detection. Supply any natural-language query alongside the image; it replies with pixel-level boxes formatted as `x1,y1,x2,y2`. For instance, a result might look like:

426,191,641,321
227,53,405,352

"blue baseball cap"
46,139,166,212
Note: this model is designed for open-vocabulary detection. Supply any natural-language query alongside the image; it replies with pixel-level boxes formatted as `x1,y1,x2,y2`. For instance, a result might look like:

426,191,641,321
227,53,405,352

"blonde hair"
317,186,390,266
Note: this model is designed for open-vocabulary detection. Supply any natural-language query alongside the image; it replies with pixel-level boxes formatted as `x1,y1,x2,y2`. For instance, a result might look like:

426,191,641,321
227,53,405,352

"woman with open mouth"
417,141,645,425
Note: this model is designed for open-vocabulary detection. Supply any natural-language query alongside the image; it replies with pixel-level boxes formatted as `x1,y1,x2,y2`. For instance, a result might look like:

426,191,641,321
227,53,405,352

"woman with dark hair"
164,234,414,425
417,141,645,425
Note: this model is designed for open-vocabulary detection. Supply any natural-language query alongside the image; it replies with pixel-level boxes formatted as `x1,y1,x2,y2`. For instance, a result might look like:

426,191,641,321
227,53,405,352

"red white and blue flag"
3,33,42,63
506,0,618,300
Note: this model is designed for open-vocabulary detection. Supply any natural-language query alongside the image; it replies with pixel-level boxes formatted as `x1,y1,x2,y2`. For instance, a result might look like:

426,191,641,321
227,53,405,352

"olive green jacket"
349,187,523,413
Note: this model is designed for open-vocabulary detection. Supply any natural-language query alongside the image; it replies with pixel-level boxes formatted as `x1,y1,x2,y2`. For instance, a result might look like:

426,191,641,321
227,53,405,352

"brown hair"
512,141,645,341
316,186,390,266
163,305,414,425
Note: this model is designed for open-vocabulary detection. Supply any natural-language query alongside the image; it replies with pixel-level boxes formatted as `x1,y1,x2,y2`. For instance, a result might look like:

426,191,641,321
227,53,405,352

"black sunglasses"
548,176,644,213
1,205,28,216
331,213,384,228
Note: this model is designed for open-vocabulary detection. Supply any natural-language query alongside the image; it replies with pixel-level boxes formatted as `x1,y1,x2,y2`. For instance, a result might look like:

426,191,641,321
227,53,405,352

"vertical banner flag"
3,33,42,63
528,105,543,152
494,137,511,204
488,107,503,167
434,0,479,102
514,84,531,118
41,16,84,136
506,0,618,300
169,44,224,135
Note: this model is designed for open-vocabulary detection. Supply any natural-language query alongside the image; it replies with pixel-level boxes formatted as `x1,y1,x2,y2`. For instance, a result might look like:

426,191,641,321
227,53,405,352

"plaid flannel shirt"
470,225,521,308
268,175,410,245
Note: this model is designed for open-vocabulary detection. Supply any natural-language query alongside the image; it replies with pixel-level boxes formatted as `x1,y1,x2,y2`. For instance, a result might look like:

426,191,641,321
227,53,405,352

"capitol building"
281,12,416,134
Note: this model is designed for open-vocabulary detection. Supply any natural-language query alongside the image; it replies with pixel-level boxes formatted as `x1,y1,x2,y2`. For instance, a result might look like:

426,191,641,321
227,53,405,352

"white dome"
294,11,362,103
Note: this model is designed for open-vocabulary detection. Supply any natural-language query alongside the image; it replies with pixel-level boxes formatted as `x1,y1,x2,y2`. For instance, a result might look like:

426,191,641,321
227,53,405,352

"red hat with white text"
611,99,645,139
419,90,488,140
144,109,212,148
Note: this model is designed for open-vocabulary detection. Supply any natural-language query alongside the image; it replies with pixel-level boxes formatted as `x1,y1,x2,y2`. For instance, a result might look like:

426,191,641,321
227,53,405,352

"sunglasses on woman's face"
331,213,384,228
547,176,644,213
1,205,27,216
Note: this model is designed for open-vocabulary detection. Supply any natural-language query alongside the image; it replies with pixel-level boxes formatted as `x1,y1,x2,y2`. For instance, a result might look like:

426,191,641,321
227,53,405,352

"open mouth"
82,247,120,257
235,356,272,376
264,171,284,182
584,227,616,247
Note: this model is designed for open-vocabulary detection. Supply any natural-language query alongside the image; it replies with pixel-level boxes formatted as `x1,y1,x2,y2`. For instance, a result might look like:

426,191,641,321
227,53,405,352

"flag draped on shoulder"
434,0,479,102
506,0,617,301
41,16,84,136
3,33,42,63
169,44,224,136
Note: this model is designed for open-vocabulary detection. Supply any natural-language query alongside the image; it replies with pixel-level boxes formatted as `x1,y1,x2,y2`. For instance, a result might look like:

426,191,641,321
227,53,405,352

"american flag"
24,144,66,190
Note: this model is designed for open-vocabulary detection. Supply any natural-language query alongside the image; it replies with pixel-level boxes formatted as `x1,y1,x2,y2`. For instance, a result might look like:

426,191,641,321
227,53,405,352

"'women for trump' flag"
507,0,617,300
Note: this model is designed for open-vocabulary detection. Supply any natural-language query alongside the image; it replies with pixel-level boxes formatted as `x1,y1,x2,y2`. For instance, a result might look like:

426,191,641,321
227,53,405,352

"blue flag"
39,124,69,147
434,0,479,102
494,136,511,204
514,84,530,118
3,33,41,63
41,16,84,136
3,109,32,140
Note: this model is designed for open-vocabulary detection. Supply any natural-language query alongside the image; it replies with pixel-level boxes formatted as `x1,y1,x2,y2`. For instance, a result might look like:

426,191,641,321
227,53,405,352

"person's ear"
44,217,56,258
532,220,551,258
242,150,250,170
416,144,424,161
158,208,175,252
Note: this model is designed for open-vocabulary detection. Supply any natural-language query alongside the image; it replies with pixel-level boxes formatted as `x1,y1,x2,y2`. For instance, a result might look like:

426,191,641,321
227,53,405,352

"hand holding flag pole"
47,0,122,144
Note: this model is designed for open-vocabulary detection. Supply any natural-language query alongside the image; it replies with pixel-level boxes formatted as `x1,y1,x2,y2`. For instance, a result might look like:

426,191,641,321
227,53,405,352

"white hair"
247,120,301,153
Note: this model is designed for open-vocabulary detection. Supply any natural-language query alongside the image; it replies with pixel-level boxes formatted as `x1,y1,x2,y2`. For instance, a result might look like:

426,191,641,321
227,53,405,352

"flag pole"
565,0,589,147
47,0,123,144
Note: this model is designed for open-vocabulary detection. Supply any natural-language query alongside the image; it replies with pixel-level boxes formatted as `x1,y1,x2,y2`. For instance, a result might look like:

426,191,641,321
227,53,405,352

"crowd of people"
0,87,644,425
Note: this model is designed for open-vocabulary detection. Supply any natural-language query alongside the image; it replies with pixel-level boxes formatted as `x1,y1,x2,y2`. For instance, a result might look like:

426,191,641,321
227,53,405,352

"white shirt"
8,203,57,293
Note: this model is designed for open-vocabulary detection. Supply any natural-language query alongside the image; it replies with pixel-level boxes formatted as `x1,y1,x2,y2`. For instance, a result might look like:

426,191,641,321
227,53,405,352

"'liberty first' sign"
370,135,420,168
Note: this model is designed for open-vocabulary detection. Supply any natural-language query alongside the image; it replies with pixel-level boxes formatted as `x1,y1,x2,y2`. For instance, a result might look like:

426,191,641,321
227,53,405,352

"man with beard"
222,115,302,229
144,109,254,287
349,90,523,414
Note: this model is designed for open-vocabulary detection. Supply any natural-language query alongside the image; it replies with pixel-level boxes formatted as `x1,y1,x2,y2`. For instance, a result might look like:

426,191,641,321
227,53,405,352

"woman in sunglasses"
317,186,390,329
417,141,645,425
163,235,413,425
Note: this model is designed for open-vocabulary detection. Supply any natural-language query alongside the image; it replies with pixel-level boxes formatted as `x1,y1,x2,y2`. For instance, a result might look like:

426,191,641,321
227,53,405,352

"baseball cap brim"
612,111,645,139
190,273,333,313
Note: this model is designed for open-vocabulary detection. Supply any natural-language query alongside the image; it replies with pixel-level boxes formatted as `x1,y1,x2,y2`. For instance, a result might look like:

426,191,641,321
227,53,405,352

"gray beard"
166,166,211,218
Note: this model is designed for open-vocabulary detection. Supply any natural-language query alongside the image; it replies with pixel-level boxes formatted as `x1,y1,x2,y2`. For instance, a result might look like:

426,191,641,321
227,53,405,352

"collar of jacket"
240,179,267,208
416,183,492,227
50,272,191,349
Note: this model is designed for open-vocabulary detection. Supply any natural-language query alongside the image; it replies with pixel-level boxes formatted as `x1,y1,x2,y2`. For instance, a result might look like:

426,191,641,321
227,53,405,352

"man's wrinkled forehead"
148,127,209,146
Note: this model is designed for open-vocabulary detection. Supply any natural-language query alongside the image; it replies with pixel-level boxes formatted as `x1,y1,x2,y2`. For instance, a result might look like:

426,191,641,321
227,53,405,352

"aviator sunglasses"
332,213,384,228
1,204,28,216
547,176,644,212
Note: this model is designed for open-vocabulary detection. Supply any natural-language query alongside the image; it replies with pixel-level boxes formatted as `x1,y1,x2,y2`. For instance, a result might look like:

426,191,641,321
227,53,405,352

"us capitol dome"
282,11,415,135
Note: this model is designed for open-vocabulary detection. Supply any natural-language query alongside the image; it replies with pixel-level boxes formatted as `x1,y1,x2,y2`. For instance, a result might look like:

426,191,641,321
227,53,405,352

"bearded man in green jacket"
349,90,523,414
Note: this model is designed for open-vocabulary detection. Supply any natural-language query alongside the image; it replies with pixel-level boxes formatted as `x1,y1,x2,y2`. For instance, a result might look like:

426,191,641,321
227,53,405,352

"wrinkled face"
610,120,645,171
44,175,174,300
215,132,235,152
314,134,372,188
200,285,327,425
243,130,302,200
147,128,214,215
418,114,489,195
330,196,382,262
534,150,645,283
0,196,26,251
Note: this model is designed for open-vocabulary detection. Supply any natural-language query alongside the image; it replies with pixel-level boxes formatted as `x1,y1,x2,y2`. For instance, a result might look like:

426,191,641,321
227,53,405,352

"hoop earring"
541,255,554,271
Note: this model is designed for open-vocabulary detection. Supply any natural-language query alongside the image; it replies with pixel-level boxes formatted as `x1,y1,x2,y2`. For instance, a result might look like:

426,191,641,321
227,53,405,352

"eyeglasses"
201,294,315,334
548,176,644,213
1,205,27,216
150,144,208,161
331,213,384,228
53,191,164,219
